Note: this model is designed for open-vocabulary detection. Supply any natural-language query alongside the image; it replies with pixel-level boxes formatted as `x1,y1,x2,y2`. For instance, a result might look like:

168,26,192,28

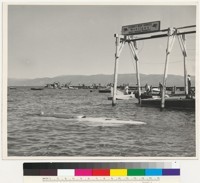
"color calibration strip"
24,162,180,183
24,162,180,176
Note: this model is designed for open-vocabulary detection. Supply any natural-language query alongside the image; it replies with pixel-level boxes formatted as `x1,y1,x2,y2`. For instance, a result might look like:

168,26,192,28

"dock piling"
182,34,188,96
161,28,176,109
128,41,141,105
112,34,125,106
178,34,188,96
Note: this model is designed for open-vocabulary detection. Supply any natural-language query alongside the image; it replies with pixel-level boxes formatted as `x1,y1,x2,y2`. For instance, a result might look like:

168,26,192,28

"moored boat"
108,86,135,100
99,87,111,93
31,88,44,90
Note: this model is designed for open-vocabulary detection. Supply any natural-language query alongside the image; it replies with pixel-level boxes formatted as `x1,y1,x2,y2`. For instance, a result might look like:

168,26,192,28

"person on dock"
145,84,151,93
159,82,163,97
187,75,192,98
124,85,129,95
150,85,152,92
172,86,176,95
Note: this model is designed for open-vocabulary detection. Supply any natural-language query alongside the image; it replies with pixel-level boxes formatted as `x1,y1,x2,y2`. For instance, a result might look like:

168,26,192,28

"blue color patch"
145,169,162,176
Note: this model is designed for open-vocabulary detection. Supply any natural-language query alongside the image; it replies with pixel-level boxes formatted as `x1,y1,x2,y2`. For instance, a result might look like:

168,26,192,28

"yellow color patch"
110,169,127,176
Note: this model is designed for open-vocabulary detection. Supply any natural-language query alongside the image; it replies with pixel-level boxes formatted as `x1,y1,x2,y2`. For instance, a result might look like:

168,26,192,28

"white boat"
60,86,78,90
108,95,135,100
108,87,135,100
68,86,78,90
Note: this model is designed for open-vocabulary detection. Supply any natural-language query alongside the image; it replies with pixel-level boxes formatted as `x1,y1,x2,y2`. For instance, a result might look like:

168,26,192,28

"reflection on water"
8,87,195,157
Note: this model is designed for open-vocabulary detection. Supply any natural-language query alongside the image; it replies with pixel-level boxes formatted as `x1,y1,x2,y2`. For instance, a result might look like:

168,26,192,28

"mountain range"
8,74,195,87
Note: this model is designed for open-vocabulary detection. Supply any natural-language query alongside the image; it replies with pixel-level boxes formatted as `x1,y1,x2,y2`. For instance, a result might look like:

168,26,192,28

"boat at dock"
45,82,78,90
99,87,111,93
135,88,169,99
108,94,135,100
31,88,44,90
68,86,78,90
60,86,78,90
108,87,135,100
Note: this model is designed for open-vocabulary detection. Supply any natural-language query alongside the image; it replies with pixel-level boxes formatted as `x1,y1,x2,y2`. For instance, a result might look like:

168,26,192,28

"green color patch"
127,169,145,176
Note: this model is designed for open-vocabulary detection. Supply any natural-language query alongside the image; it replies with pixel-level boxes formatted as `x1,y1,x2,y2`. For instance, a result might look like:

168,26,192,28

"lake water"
7,87,196,157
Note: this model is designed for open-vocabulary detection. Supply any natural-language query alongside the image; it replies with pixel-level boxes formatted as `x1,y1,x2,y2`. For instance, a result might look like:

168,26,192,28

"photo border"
2,1,199,160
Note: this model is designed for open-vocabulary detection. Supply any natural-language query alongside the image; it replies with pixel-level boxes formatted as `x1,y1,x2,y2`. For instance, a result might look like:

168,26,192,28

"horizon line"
8,73,195,80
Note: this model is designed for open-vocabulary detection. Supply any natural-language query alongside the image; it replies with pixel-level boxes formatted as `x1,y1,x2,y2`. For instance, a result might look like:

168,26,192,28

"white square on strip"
57,169,75,176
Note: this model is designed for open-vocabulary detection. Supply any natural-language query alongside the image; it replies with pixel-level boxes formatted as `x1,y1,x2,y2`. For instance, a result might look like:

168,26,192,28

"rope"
138,40,144,54
128,45,136,72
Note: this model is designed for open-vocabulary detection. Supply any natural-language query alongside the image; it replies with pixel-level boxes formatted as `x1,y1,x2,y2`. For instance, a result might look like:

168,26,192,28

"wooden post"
129,41,141,105
161,28,176,109
177,32,188,97
182,34,188,96
112,34,125,106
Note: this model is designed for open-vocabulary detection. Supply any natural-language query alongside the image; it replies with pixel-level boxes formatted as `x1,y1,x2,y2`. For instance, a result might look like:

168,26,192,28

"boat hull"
108,94,135,100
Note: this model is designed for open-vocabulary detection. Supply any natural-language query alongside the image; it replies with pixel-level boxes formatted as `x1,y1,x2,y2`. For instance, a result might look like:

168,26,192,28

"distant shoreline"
8,74,195,87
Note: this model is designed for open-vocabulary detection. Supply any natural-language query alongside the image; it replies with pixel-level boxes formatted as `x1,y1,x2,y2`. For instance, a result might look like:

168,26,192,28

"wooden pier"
111,21,196,109
141,97,195,110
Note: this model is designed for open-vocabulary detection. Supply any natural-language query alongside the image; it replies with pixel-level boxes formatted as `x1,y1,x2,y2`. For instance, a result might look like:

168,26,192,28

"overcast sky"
8,5,196,79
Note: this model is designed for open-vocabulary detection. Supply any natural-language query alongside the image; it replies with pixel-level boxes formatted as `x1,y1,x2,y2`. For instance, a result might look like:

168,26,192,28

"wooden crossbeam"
161,25,196,32
125,30,196,42
119,25,196,42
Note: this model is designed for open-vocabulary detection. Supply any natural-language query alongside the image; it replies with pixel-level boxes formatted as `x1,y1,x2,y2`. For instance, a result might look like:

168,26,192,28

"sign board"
122,21,160,35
